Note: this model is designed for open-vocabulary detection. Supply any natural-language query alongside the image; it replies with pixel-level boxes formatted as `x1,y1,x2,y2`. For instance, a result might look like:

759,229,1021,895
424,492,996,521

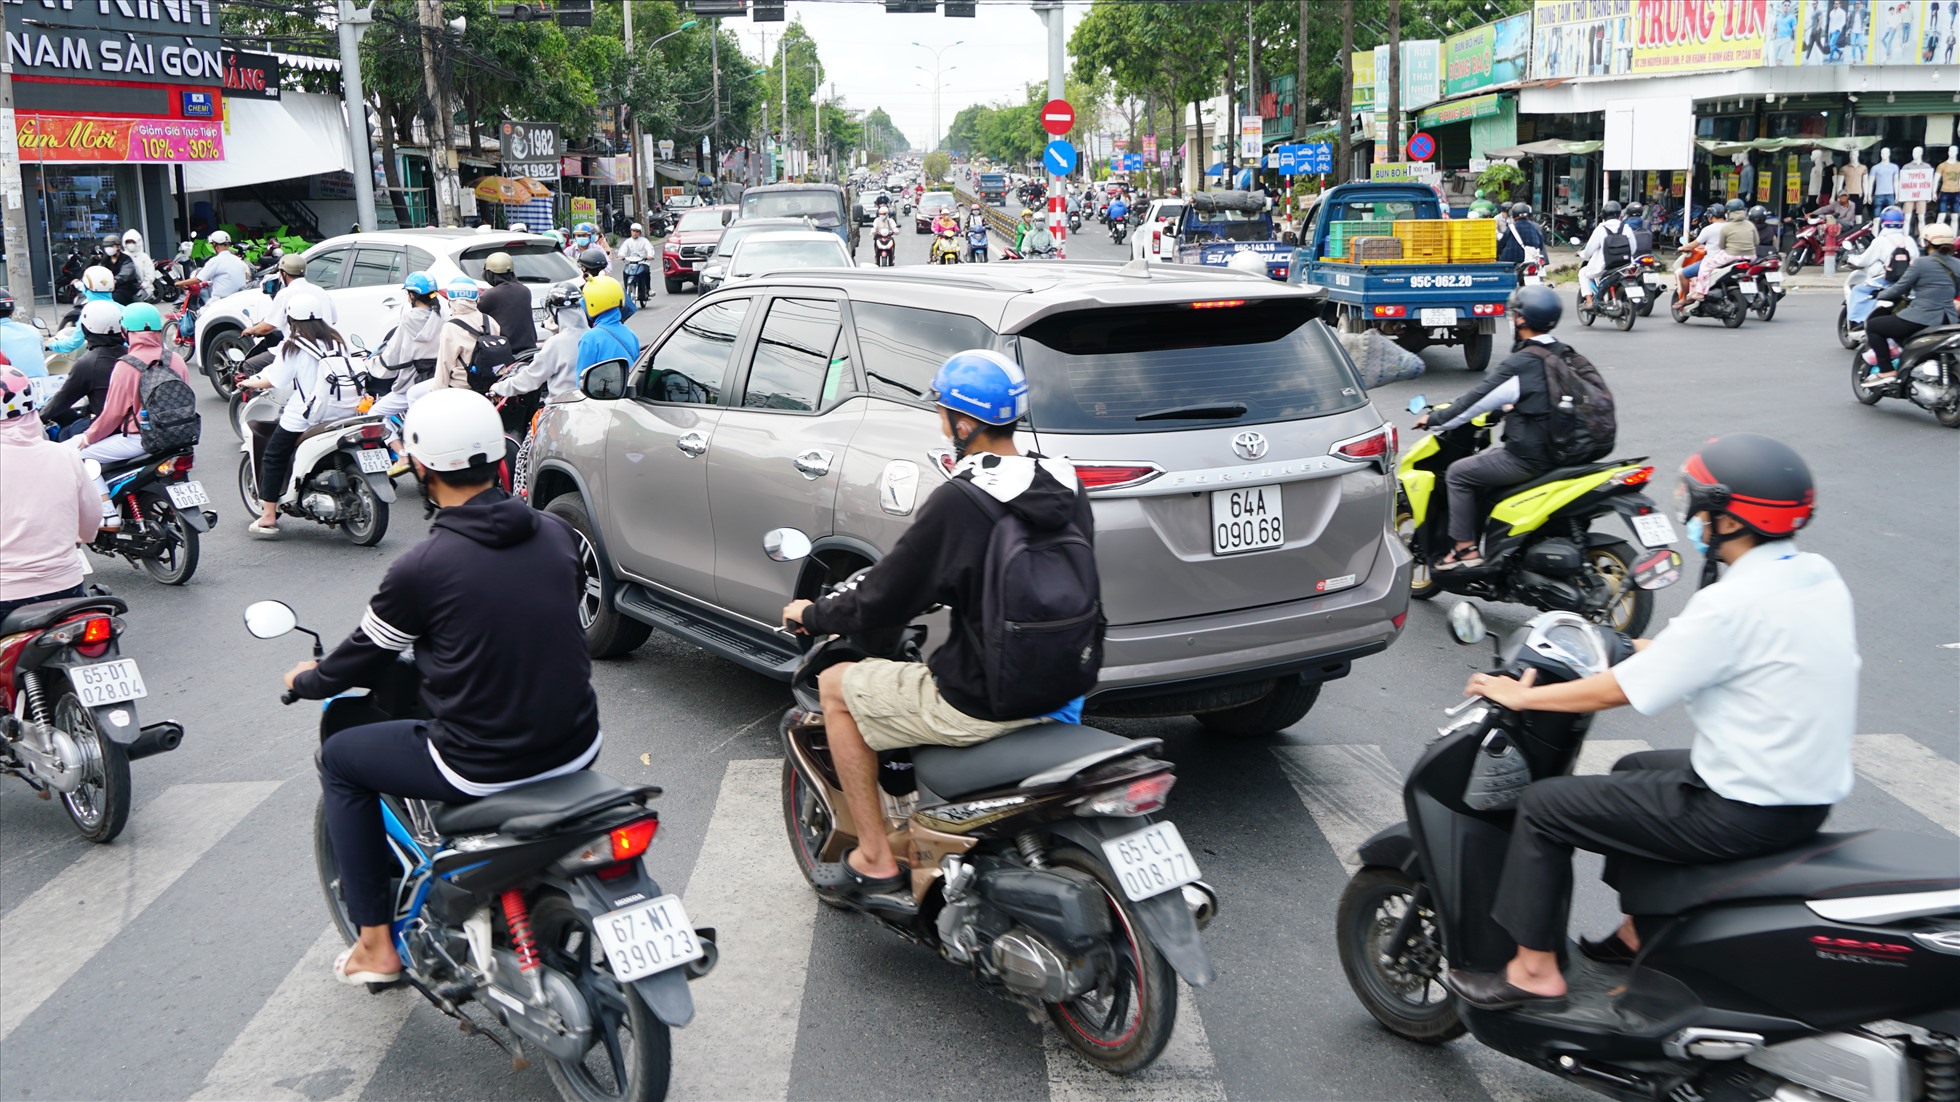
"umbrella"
471,176,525,204
514,176,553,198
1204,162,1228,177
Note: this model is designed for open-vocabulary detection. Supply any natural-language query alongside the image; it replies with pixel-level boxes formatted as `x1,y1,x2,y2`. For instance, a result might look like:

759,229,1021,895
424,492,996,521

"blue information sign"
1043,139,1078,176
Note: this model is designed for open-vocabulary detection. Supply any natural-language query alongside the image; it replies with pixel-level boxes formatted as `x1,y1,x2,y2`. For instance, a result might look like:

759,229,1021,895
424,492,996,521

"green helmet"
120,301,165,332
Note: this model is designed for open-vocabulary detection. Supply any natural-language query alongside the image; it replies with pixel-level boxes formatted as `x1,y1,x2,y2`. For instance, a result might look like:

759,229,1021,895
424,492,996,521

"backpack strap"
948,473,1008,522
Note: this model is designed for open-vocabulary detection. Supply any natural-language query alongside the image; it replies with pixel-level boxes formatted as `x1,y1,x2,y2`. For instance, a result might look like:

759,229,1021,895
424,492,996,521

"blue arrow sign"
1044,139,1077,176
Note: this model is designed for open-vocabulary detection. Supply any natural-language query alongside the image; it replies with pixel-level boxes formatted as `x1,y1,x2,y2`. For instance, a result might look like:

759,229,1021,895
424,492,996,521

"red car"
661,204,737,293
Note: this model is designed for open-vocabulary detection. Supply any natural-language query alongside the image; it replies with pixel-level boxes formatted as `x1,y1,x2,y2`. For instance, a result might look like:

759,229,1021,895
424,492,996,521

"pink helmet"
0,364,38,420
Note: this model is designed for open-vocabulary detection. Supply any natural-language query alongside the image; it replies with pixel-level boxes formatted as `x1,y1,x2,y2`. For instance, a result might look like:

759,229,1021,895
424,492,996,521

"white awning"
182,92,354,192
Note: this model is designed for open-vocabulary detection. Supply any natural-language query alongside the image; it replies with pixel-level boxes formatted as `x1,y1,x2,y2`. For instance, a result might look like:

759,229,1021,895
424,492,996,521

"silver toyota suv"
525,262,1409,735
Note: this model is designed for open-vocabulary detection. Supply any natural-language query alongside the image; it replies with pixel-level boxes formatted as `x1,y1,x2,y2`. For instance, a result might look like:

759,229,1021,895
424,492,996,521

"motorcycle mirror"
1448,602,1489,646
349,332,369,352
763,528,812,563
32,316,48,332
1407,395,1427,415
243,600,299,640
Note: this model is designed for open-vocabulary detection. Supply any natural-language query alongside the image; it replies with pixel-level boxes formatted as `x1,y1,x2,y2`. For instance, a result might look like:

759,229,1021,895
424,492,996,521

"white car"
1131,198,1188,262
721,231,854,287
192,228,578,397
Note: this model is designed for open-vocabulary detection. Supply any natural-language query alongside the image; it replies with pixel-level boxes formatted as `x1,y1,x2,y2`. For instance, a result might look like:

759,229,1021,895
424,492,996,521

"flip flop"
247,520,281,537
333,946,402,986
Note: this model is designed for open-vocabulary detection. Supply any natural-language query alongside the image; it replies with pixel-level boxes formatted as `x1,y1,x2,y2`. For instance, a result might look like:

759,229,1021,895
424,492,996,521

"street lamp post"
628,17,699,217
911,40,962,153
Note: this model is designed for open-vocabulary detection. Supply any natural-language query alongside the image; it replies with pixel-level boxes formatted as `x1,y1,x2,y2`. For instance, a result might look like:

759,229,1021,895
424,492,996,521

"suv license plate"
1101,822,1203,902
166,481,210,508
1419,307,1457,328
1630,513,1677,548
591,894,705,982
74,659,146,707
356,448,390,474
1211,486,1284,555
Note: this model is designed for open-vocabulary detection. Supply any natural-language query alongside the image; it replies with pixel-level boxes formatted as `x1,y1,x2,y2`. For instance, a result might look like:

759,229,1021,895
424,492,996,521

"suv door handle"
676,431,709,457
793,449,833,479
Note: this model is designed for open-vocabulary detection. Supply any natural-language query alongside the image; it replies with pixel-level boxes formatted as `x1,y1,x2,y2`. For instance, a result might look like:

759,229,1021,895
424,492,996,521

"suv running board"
614,583,801,680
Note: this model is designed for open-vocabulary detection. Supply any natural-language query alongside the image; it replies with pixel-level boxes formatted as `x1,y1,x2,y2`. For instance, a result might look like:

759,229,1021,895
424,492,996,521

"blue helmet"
403,271,437,296
1880,204,1906,227
931,349,1028,426
444,275,480,301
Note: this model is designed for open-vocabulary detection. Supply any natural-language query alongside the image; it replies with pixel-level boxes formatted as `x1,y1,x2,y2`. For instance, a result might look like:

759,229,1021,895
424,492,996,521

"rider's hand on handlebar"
1413,412,1431,430
781,599,813,636
1466,667,1537,709
282,659,316,691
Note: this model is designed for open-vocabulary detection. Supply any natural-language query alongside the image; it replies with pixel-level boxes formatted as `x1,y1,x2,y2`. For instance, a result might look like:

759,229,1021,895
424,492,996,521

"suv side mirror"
581,358,629,400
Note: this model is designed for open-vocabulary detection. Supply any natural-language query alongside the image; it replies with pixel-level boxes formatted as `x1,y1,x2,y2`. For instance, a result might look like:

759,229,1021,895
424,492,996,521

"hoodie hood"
126,328,166,357
83,330,128,351
1,411,45,445
432,487,539,548
591,305,625,329
953,453,1081,531
449,298,484,321
399,305,447,342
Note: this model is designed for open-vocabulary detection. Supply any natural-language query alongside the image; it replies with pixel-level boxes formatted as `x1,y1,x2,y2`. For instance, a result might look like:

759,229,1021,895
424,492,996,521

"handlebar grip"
280,689,300,705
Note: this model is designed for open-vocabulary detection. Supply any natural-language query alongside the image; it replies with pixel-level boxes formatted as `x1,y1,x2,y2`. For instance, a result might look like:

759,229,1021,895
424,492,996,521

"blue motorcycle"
966,222,990,263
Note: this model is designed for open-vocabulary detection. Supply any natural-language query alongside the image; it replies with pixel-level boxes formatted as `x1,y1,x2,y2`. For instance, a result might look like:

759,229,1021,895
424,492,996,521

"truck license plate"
1211,487,1284,555
73,659,146,707
590,894,705,982
1419,307,1457,328
1101,822,1203,902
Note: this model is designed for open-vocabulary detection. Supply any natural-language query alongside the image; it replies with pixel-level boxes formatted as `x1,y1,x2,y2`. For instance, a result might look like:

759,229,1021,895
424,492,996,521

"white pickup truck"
1129,198,1188,263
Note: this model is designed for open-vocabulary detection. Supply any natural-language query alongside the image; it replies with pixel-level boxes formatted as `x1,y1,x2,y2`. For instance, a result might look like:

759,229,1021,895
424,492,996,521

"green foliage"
923,151,950,183
1476,162,1527,201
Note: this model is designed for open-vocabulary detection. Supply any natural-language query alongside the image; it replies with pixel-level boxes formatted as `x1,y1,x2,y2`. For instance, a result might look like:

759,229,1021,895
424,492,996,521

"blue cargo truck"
1168,190,1293,280
1290,181,1516,371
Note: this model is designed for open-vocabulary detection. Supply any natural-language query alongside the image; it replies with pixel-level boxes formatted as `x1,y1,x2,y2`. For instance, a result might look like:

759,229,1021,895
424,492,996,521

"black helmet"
1509,283,1562,332
1676,433,1815,540
1725,197,1747,214
578,247,608,277
1601,200,1623,219
1624,203,1644,220
1705,203,1725,219
1511,202,1532,217
1747,204,1769,222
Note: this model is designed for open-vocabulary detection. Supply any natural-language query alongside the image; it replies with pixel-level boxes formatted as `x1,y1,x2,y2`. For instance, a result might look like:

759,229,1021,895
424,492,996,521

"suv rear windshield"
1187,208,1271,242
1017,300,1365,433
677,209,729,232
741,190,845,228
457,243,578,283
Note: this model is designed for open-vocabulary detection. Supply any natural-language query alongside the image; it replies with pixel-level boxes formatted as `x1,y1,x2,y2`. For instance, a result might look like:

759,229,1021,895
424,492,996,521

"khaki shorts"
840,658,1044,753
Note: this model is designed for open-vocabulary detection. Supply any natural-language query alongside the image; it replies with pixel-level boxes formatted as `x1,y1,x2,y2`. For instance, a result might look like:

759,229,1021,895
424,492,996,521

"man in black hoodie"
782,349,1096,901
283,388,600,985
475,251,538,354
40,300,128,438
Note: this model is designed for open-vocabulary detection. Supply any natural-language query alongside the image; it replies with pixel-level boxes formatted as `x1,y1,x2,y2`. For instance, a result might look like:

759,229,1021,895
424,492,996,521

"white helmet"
508,221,528,233
402,388,504,472
79,298,125,336
1227,250,1268,276
283,289,330,322
82,265,115,294
630,222,644,233
209,229,232,246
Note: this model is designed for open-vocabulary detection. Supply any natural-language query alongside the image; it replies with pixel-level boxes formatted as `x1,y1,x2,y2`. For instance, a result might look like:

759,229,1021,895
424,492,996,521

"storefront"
6,0,227,296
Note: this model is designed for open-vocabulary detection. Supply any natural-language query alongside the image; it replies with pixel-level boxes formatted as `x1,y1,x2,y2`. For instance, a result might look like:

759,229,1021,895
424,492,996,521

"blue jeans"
1847,279,1890,325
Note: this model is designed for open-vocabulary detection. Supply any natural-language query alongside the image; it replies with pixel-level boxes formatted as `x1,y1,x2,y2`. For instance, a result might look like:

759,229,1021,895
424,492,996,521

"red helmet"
1675,433,1815,539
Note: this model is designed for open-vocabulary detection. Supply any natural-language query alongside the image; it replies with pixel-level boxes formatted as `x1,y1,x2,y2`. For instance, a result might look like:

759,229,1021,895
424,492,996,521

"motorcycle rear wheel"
1754,291,1777,322
1785,249,1806,276
54,691,131,843
1612,288,1637,331
532,895,674,1102
1337,867,1464,1043
138,502,200,586
1721,296,1747,328
1044,847,1179,1075
339,467,389,547
1851,350,1884,406
1838,306,1858,349
1669,290,1689,323
1585,540,1652,637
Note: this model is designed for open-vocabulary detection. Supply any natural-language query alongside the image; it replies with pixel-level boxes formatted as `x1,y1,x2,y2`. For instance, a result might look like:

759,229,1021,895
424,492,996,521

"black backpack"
121,353,201,453
1883,244,1915,283
951,474,1104,720
1523,343,1616,466
1601,224,1634,270
449,318,513,394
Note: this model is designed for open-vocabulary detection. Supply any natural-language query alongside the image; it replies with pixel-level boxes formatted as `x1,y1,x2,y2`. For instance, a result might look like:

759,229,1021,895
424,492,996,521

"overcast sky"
728,0,1087,153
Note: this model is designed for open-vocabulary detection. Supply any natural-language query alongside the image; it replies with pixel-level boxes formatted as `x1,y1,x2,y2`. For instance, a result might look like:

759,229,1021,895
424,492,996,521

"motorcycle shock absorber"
22,669,50,723
1925,1044,1958,1102
1015,831,1048,869
499,888,547,1004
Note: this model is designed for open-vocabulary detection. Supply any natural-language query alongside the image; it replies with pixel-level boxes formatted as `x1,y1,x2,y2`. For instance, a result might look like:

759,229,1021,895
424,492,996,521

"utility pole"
416,0,461,226
1247,0,1257,189
780,31,788,179
1032,2,1064,257
337,1,378,232
1386,0,1402,163
709,19,720,194
1335,0,1352,184
623,0,639,217
756,29,772,186
0,60,36,304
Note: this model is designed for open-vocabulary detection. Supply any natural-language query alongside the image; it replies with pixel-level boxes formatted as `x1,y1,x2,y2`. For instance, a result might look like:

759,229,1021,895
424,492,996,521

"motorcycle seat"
914,724,1162,800
432,770,658,838
297,414,385,448
0,594,128,636
1498,459,1637,501
1612,829,1960,917
101,450,184,480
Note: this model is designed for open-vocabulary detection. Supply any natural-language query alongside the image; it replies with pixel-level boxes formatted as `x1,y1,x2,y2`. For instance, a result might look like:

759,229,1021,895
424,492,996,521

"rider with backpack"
780,349,1102,903
1845,205,1918,328
236,291,363,535
433,276,510,394
72,302,200,531
1415,284,1614,571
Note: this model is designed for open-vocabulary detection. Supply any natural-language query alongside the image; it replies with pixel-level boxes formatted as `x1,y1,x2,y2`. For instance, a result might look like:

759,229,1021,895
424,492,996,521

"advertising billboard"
1531,0,1635,78
1631,0,1769,73
1444,12,1532,96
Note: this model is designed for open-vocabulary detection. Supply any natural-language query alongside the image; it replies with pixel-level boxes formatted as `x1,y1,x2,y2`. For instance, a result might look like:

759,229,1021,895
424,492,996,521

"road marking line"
0,781,280,1040
1854,734,1959,836
666,758,817,1102
1574,739,1654,775
1043,982,1224,1102
190,925,415,1101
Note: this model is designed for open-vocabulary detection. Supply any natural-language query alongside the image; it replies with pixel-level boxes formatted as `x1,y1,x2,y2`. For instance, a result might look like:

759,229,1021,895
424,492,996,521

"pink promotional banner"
16,114,223,162
1143,134,1157,158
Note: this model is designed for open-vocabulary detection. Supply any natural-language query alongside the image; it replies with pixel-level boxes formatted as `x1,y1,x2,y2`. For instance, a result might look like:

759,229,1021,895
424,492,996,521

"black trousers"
1491,750,1830,952
1864,312,1929,369
254,423,303,504
318,720,472,927
0,584,86,623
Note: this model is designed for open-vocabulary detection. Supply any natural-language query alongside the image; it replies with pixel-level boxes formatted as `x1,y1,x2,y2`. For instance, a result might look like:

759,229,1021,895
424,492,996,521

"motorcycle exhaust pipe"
1181,880,1219,929
124,720,184,761
684,928,718,980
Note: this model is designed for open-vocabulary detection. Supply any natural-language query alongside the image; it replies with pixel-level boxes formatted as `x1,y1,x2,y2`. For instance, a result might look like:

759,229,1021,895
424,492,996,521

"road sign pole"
1040,103,1074,261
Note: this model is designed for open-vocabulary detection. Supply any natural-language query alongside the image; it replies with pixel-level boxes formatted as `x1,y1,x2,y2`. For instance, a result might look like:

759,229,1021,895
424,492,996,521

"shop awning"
1482,138,1603,158
182,92,352,191
1693,136,1880,156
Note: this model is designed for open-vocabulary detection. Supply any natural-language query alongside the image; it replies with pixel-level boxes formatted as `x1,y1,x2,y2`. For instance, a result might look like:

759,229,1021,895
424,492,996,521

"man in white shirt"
180,229,251,303
1443,433,1855,1011
615,223,656,305
243,253,338,342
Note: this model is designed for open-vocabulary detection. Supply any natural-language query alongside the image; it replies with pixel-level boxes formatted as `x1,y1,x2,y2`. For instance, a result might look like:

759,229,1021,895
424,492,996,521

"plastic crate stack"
1447,219,1498,263
1390,219,1450,264
1351,236,1406,265
1324,220,1384,260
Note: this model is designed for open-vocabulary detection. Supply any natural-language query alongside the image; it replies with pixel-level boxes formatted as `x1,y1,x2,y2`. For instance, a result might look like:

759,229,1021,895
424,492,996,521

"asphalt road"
2,223,1954,1102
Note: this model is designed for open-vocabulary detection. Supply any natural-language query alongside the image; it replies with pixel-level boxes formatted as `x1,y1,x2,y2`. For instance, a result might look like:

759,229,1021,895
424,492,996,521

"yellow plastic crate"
1447,219,1498,262
1391,219,1450,249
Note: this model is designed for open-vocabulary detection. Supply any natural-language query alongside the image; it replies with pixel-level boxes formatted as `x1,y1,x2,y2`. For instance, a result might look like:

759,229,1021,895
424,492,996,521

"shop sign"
1444,12,1530,96
1351,49,1375,112
180,90,214,117
1142,134,1156,158
499,120,561,181
1240,115,1262,160
1418,93,1504,129
1671,170,1686,197
4,0,223,84
560,155,582,177
1530,0,1635,79
1631,0,1768,74
15,112,223,162
1784,153,1801,203
221,50,282,100
1370,161,1437,184
657,138,675,160
569,196,597,223
1375,40,1442,112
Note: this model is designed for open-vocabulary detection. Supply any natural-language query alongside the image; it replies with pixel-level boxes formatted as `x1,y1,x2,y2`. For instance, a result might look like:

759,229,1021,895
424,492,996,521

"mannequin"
1939,145,1960,229
1808,149,1830,206
1838,149,1866,216
1899,146,1934,236
1735,153,1756,203
1869,147,1899,212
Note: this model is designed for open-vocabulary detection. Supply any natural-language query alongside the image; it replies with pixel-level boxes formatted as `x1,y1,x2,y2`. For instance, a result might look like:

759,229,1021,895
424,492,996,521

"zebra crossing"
1,732,1953,1102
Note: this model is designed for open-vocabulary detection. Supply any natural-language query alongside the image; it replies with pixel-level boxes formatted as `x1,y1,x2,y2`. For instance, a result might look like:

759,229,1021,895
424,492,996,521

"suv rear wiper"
1134,402,1248,422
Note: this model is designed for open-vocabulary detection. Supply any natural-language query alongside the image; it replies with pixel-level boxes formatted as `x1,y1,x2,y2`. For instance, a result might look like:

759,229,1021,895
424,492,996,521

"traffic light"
944,0,976,13
752,0,784,19
885,1,936,12
689,0,747,14
555,0,591,26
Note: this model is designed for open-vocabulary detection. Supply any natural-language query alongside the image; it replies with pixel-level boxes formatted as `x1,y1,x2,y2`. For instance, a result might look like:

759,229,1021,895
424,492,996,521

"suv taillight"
1074,462,1163,492
1331,424,1396,467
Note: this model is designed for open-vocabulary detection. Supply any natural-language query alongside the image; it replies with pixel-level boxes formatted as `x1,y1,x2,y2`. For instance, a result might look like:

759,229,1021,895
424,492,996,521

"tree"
1070,1,1228,187
923,150,950,183
861,108,909,159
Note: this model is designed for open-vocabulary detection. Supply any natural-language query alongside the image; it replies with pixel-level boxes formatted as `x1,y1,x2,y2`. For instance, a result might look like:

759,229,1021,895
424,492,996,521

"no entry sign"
1041,99,1074,137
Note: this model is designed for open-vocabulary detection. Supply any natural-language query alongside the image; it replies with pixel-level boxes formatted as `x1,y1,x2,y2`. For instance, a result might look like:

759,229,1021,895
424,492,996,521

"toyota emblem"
1232,431,1269,461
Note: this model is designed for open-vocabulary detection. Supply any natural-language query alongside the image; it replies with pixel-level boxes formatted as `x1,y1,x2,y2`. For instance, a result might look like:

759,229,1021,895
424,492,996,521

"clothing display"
1839,161,1866,200
1870,158,1901,205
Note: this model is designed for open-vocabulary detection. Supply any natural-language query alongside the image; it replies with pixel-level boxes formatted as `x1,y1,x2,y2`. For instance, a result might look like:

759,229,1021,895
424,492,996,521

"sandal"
809,851,909,902
1435,547,1483,571
333,946,402,986
247,520,281,537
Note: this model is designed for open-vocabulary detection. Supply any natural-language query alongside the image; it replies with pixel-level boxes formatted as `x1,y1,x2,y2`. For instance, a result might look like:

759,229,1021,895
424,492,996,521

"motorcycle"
1517,260,1546,287
1067,210,1082,233
1736,253,1786,321
86,449,215,586
1339,602,1960,1102
1668,263,1749,328
1785,215,1860,275
1634,255,1666,317
929,226,963,265
1850,304,1960,427
966,222,990,263
1576,259,1647,332
1838,272,1876,350
764,529,1216,1075
1,579,184,842
1110,216,1128,245
873,231,896,268
237,389,395,546
1397,398,1681,637
244,600,714,1102
623,260,650,307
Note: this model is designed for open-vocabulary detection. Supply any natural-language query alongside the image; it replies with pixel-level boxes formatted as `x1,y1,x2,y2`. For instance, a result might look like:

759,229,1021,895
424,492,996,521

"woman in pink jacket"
1,364,101,619
72,302,191,528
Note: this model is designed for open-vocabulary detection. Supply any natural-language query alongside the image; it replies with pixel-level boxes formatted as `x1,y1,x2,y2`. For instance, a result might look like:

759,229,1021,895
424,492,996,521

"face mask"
575,236,590,246
1686,515,1709,554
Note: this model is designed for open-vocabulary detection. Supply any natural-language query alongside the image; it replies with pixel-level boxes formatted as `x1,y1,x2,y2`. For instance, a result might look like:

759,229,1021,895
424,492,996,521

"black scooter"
1851,307,1960,427
1669,264,1749,328
1339,604,1960,1102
